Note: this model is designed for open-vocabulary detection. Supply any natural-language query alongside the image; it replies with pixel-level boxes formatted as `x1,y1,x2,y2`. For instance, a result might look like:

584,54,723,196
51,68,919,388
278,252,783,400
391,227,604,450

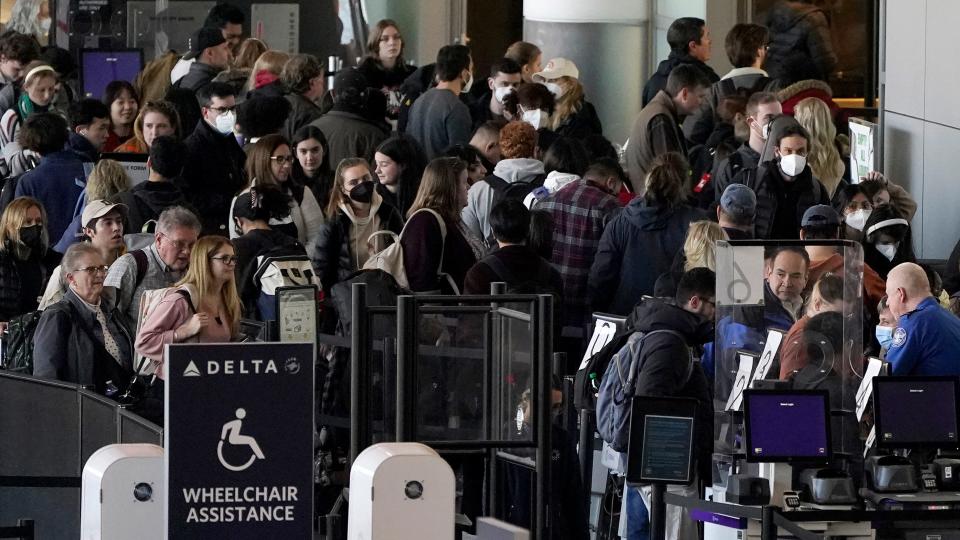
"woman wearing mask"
858,171,918,222
533,58,602,139
834,184,872,242
0,61,58,177
373,134,428,216
135,235,240,379
794,97,846,198
101,80,139,152
0,197,48,325
357,19,416,124
401,157,478,294
862,204,915,280
229,135,324,259
290,126,333,210
502,83,555,130
313,158,403,291
779,273,845,378
114,100,181,154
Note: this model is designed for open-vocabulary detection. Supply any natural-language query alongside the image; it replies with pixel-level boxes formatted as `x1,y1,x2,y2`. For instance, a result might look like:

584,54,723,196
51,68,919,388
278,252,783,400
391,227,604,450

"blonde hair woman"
135,235,240,378
533,58,602,139
0,197,48,323
86,159,130,201
234,38,268,71
794,97,845,197
247,50,290,95
683,221,728,271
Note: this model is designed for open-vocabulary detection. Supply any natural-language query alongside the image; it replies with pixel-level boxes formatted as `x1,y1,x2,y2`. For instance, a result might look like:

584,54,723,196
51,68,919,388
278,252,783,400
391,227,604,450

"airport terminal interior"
3,0,960,539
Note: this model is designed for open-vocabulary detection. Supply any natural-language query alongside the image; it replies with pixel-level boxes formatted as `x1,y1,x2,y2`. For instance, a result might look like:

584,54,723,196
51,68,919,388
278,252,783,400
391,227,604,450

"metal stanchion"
650,483,667,540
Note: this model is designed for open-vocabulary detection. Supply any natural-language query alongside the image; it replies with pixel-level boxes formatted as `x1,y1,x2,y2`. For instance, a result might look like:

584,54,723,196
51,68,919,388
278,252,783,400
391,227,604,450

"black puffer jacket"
312,200,403,291
110,180,192,234
179,119,247,235
555,100,603,139
0,244,45,320
629,298,715,480
764,1,838,84
642,51,719,107
732,161,829,239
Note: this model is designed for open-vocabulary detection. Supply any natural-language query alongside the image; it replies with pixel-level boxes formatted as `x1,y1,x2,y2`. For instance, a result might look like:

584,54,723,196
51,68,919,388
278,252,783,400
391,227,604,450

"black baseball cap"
185,27,227,60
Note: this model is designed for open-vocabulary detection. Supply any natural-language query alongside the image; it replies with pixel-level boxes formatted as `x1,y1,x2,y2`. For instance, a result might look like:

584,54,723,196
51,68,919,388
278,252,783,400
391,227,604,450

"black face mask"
348,181,375,204
19,224,42,249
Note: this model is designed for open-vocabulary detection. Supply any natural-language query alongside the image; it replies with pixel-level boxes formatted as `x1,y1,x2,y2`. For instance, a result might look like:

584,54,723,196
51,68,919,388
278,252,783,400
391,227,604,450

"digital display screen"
744,390,831,463
874,377,960,448
81,50,144,100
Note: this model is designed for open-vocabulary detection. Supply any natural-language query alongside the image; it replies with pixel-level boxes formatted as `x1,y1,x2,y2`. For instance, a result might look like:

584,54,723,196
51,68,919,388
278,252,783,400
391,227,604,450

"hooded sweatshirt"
524,171,580,209
461,157,545,240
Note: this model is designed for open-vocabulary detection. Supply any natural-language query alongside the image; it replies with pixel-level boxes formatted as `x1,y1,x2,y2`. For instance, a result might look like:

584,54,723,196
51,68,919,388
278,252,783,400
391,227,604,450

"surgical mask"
778,154,806,177
348,181,375,204
462,71,474,93
752,119,771,140
522,108,549,130
845,209,871,232
215,110,236,135
875,325,894,350
544,81,565,100
876,242,899,261
19,225,41,249
494,86,514,104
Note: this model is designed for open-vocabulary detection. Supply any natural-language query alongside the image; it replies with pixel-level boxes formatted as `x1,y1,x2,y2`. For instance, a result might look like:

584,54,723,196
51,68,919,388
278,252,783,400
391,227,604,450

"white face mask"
845,208,871,231
214,110,236,135
751,119,771,140
494,86,514,104
462,71,474,93
876,242,899,261
544,81,565,100
522,108,549,130
778,153,806,177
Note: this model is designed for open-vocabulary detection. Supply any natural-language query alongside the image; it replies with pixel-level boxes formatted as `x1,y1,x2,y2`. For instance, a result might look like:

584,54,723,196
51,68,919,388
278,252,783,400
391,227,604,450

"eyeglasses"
210,255,239,265
160,232,196,253
209,105,236,114
270,155,295,164
75,265,110,275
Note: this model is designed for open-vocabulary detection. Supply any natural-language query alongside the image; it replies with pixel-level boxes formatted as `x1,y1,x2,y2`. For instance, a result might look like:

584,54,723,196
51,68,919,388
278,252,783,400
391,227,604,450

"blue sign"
165,342,314,538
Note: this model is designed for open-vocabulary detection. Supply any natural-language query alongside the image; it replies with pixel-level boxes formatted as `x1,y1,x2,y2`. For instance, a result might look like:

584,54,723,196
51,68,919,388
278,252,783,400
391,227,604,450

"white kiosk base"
80,444,164,540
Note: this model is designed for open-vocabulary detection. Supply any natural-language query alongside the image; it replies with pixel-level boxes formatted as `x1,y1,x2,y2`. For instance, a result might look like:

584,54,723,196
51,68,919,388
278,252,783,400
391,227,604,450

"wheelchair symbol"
217,408,265,472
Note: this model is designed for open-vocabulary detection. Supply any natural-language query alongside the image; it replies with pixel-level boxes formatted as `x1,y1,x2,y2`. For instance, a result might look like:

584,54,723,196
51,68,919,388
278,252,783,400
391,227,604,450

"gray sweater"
405,88,472,159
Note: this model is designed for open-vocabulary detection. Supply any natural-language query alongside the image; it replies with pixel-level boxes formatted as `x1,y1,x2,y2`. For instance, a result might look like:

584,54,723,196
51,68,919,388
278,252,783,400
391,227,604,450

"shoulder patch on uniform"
892,327,907,348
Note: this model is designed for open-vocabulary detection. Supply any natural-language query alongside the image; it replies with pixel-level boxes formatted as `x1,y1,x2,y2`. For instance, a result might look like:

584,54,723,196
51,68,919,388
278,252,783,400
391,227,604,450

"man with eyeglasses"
182,82,246,235
104,206,201,335
34,242,134,398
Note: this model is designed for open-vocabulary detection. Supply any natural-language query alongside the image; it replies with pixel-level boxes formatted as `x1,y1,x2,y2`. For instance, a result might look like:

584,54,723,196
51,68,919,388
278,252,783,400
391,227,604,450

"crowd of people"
2,2,960,538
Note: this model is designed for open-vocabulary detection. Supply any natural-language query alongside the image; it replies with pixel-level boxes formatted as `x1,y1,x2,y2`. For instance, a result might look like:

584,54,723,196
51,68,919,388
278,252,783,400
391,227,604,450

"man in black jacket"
180,82,246,235
712,91,782,200
177,27,233,93
67,98,110,163
624,268,716,540
642,17,719,107
309,69,388,165
111,136,191,234
280,54,325,141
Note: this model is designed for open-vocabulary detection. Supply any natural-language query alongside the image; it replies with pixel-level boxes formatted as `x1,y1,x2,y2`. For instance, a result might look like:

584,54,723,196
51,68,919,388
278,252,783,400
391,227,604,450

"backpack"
253,243,321,321
2,310,42,373
485,174,547,209
595,329,692,452
480,251,560,298
134,286,195,376
362,208,459,294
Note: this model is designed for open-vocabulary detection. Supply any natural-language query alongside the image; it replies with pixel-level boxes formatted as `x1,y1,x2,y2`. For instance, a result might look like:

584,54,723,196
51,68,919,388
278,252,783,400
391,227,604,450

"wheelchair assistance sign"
165,342,314,539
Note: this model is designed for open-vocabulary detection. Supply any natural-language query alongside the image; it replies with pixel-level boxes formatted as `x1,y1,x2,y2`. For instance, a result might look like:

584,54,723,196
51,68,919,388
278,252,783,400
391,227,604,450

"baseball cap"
720,184,756,221
82,200,127,228
801,204,841,228
533,58,579,81
185,27,227,60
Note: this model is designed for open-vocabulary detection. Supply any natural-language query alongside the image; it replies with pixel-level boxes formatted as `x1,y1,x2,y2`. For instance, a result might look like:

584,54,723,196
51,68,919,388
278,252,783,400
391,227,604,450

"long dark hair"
375,134,428,216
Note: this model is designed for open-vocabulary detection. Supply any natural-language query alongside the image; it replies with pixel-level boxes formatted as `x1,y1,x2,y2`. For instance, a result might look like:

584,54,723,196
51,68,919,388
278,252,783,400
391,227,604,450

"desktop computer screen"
873,376,960,448
743,389,831,463
81,49,144,100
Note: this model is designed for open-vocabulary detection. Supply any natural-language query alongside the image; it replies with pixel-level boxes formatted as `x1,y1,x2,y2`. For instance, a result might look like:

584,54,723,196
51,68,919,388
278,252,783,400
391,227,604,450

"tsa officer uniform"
886,297,960,376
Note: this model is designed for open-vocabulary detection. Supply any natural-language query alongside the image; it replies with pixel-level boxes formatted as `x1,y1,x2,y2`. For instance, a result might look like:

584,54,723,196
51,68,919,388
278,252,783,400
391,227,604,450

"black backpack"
484,173,547,208
2,310,42,373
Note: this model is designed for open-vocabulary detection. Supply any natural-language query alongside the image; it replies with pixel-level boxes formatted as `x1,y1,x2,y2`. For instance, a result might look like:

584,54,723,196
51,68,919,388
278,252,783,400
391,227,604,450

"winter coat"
642,51,719,107
309,107,389,166
588,198,705,315
765,1,838,85
15,150,87,243
0,243,45,320
177,61,221,93
110,180,191,234
625,90,687,193
555,99,603,139
283,93,324,141
732,160,829,239
179,119,247,235
461,158,546,241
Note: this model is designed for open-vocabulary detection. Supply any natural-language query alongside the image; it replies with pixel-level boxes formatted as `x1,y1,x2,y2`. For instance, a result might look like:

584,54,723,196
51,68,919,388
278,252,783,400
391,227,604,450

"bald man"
885,262,960,375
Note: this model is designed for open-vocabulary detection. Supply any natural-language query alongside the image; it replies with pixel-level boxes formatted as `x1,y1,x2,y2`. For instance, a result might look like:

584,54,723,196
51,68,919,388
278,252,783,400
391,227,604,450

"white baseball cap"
533,57,580,81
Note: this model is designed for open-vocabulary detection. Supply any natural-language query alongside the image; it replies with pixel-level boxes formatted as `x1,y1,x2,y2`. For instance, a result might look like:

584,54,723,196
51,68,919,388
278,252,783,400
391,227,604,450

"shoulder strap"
483,175,508,192
173,288,196,313
132,249,149,287
622,329,694,393
482,254,516,285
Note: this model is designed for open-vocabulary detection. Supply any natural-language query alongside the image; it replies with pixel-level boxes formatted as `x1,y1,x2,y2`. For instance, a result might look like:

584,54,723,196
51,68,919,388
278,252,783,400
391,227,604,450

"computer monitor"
81,49,144,100
873,376,960,449
743,389,831,463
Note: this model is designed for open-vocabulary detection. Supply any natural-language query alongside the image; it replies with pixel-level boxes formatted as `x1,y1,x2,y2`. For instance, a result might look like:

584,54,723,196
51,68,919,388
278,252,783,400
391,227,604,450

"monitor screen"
873,376,960,448
743,389,831,463
81,49,144,100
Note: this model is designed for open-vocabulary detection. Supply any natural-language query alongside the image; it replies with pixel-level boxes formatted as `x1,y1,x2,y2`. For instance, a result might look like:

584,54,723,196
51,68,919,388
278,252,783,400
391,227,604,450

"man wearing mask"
406,44,474,159
176,27,234,93
732,122,829,239
309,69,388,166
469,57,522,130
626,64,710,193
885,262,960,376
181,82,246,235
713,92,781,200
536,158,623,336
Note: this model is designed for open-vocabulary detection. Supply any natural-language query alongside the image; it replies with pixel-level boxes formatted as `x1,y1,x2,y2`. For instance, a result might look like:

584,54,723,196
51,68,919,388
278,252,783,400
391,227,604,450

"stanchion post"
578,408,593,509
349,283,368,468
535,294,554,538
396,295,417,442
760,505,777,540
649,483,667,540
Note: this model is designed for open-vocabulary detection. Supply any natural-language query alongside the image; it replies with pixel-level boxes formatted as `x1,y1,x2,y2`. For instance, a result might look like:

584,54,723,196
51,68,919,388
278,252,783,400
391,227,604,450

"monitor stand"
759,462,792,507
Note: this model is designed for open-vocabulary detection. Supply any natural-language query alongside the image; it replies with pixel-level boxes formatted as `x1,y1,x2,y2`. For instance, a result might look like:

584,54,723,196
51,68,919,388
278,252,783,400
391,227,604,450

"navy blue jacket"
15,150,86,243
887,297,960,376
588,198,704,315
